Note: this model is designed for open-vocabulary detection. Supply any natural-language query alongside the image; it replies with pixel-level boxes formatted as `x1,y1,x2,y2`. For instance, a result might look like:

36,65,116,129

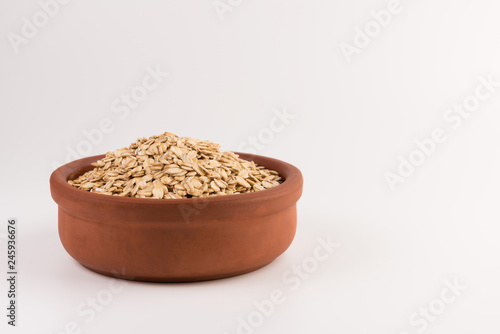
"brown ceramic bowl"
50,152,303,282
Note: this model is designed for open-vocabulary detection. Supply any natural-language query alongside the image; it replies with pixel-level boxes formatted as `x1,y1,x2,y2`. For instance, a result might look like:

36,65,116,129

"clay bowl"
50,152,303,282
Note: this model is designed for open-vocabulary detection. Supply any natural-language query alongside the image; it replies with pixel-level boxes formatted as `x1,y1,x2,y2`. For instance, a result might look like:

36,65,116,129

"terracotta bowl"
50,153,303,282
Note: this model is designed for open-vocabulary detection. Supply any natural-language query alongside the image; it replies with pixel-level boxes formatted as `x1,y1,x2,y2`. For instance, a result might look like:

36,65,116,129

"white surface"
1,0,500,333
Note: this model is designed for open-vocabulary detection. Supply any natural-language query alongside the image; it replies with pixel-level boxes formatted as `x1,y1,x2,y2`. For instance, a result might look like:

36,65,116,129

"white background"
1,0,500,333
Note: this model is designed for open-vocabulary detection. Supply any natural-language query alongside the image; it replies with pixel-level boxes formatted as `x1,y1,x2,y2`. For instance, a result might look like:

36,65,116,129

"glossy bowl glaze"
50,153,303,282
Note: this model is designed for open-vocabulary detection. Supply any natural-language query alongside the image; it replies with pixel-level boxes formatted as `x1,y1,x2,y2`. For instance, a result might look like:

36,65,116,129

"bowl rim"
50,152,303,207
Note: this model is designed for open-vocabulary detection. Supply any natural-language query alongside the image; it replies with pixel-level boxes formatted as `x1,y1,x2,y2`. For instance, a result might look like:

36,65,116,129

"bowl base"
80,260,276,283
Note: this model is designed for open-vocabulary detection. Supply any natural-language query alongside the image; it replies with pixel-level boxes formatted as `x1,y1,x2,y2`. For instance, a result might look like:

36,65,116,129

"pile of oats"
68,132,283,199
